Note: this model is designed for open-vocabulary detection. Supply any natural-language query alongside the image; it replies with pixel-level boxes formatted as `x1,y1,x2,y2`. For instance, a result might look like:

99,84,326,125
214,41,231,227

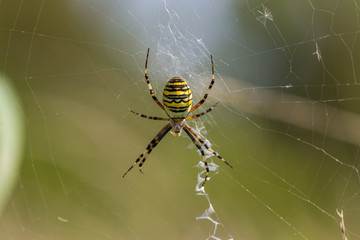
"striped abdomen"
163,77,192,118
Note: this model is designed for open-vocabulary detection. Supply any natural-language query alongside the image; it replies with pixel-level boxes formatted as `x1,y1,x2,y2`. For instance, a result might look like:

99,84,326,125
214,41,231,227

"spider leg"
130,110,169,121
138,124,172,173
185,101,219,120
123,123,171,178
145,48,165,111
183,127,209,186
189,55,214,113
185,124,233,168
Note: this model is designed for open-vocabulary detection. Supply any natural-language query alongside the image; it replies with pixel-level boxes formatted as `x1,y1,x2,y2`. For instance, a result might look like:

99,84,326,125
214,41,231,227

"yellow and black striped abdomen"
163,77,192,118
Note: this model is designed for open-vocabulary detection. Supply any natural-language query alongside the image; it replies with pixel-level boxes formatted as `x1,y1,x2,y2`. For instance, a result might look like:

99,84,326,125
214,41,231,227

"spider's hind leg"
189,55,215,113
144,48,166,111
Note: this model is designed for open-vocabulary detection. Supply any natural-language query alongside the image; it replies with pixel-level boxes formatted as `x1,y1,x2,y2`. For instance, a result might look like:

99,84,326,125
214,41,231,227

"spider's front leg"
183,127,209,185
123,123,171,177
184,124,233,168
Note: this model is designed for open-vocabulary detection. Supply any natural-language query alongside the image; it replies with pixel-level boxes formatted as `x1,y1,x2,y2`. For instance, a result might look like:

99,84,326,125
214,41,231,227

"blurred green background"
1,0,360,239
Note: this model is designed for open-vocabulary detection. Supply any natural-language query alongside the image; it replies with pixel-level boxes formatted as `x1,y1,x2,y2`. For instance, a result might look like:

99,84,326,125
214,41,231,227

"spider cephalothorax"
123,48,233,185
169,118,185,134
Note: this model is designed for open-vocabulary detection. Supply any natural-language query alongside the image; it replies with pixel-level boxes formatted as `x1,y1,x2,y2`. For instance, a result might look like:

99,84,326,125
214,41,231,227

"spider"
123,48,233,185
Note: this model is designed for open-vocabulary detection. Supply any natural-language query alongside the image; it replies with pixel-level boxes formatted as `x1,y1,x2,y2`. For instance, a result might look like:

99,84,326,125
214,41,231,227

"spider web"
1,0,360,239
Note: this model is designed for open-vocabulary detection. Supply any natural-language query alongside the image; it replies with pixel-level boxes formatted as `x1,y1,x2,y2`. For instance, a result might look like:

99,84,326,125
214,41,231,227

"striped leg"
145,48,165,111
185,124,233,168
189,55,215,113
138,124,172,173
130,110,169,121
183,127,209,186
185,101,219,120
123,123,171,177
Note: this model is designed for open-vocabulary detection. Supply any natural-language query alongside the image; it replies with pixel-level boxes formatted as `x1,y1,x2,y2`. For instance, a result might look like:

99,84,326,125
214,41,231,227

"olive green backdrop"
0,0,359,239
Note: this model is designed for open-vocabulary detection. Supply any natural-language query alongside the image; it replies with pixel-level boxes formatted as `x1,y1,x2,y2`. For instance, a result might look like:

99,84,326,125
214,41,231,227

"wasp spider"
123,48,233,185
